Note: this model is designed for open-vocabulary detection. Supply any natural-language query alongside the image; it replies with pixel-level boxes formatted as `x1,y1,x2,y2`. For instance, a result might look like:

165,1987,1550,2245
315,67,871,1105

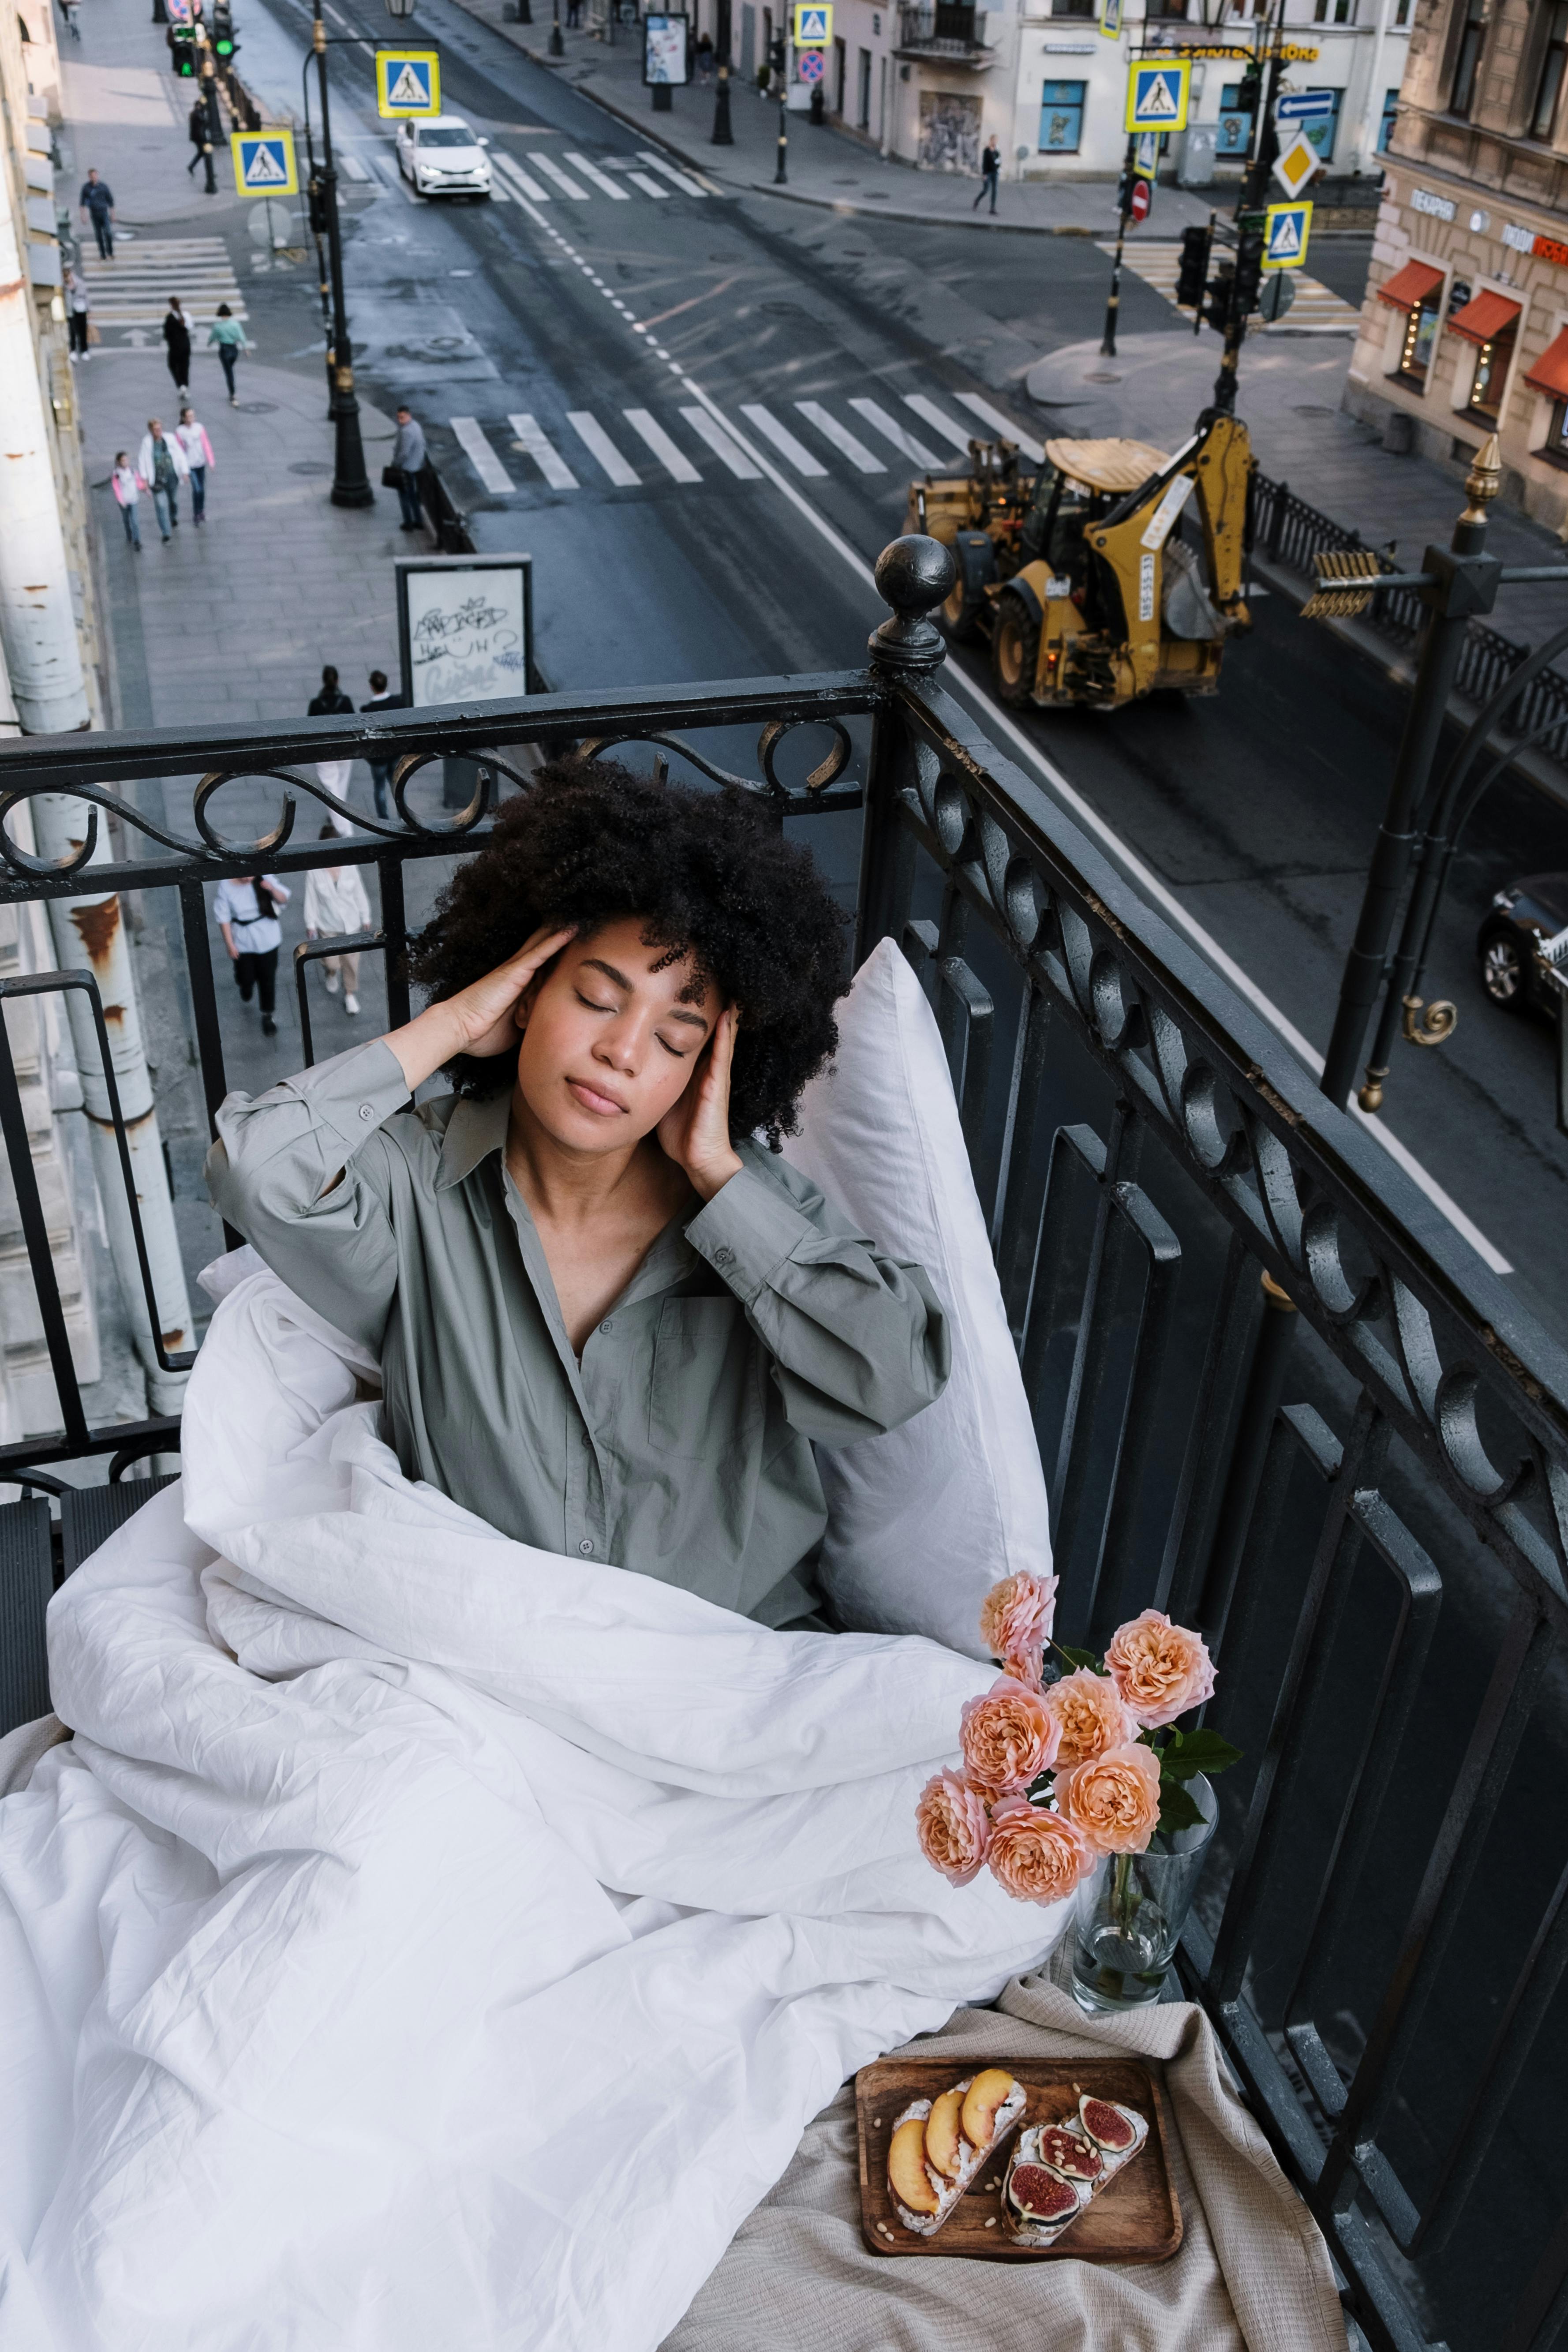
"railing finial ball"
868,534,957,676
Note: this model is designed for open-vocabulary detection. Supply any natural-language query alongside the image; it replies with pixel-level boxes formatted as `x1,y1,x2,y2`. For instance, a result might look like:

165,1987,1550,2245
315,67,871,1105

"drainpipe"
0,169,88,736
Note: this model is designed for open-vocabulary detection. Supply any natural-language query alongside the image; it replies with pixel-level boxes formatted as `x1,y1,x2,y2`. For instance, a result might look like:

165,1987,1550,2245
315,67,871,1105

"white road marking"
450,416,514,494
634,149,708,195
623,407,701,482
953,391,1046,465
493,150,551,202
627,171,671,200
339,152,370,181
532,154,591,200
795,400,885,472
903,393,973,454
568,410,640,485
739,403,828,477
565,150,630,198
849,396,942,469
680,405,762,478
508,412,579,488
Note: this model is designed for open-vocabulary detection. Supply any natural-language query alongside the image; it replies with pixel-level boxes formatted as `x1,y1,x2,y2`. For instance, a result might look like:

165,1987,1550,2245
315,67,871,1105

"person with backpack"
207,304,250,406
136,417,189,541
164,296,192,401
213,873,291,1037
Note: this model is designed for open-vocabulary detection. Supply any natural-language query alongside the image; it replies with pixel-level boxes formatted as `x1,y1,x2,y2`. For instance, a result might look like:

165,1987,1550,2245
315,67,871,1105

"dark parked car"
1477,870,1568,1013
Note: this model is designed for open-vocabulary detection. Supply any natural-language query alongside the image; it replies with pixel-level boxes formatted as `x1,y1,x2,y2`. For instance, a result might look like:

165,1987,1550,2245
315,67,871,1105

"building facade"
1347,0,1568,528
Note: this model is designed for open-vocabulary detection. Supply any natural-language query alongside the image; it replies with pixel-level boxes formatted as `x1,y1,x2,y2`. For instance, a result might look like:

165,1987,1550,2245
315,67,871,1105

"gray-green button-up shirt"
205,1039,950,1628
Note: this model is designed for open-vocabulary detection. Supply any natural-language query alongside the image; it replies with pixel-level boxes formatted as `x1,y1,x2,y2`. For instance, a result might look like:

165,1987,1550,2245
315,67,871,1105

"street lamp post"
711,0,733,141
310,0,373,506
1100,134,1135,360
775,82,788,181
550,0,564,56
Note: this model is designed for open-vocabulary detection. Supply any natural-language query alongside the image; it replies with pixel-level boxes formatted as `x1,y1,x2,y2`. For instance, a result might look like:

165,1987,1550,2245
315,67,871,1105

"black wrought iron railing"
0,542,1564,2352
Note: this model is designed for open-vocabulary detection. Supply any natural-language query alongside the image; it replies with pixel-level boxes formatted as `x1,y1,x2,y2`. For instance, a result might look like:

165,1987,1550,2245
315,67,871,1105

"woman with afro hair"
207,757,950,1629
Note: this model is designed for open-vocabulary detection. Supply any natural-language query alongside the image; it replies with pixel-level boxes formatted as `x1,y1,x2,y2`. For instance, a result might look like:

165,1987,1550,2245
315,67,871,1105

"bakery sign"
1411,187,1456,221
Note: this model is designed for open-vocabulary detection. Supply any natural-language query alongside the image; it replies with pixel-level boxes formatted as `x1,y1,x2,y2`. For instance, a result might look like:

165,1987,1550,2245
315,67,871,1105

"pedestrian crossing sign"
376,48,440,117
230,128,298,198
1262,198,1312,270
1100,0,1122,39
793,4,831,45
1125,60,1189,133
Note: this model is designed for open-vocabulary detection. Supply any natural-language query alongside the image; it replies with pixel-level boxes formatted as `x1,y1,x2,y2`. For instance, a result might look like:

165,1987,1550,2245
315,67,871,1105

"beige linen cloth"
663,1962,1348,2352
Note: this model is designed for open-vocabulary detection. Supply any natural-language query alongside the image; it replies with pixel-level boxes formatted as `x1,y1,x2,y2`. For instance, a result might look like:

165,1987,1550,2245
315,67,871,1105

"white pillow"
787,936,1054,1658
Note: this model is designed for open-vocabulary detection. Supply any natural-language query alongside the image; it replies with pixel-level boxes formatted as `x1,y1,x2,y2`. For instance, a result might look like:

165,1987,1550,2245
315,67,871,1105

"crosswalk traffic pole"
1100,135,1133,359
712,0,733,141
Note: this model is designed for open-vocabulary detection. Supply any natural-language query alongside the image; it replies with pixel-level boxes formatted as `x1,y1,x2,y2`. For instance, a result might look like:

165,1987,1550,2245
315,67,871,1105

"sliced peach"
925,2086,966,2180
889,2116,941,2215
960,2068,1020,2153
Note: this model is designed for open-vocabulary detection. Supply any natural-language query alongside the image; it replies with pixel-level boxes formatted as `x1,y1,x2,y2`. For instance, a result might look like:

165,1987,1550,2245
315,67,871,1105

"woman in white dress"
303,823,374,1015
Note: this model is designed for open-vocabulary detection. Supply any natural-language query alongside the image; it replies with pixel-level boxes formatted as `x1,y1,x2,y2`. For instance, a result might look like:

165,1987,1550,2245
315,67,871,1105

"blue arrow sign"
1277,89,1335,119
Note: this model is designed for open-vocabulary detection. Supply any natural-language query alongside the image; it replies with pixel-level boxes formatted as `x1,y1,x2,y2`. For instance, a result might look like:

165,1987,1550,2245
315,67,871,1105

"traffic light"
307,173,328,237
1175,223,1210,310
212,2,236,56
768,33,785,70
172,32,196,75
1231,228,1263,320
1201,258,1234,335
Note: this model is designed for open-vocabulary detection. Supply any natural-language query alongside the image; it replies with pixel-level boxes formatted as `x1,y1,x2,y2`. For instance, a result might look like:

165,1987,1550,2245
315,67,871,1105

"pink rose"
1043,1667,1139,1768
1055,1741,1164,1856
1105,1610,1217,1730
915,1769,992,1888
959,1675,1061,1795
986,1798,1089,1906
978,1573,1059,1682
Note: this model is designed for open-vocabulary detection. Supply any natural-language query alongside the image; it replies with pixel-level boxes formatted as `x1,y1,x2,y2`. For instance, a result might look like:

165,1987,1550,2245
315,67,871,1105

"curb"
741,180,1106,235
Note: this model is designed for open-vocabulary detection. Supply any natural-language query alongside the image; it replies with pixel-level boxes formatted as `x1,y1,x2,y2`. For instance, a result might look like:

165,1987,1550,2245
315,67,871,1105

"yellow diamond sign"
1272,128,1321,199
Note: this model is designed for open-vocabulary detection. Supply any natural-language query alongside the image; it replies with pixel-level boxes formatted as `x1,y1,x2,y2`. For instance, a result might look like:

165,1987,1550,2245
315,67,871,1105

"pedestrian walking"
214,873,289,1037
59,0,81,41
137,418,189,541
973,135,1000,214
164,296,192,401
361,670,408,819
111,454,144,553
696,29,713,77
206,303,249,405
305,828,373,1017
175,406,215,525
186,96,209,176
78,169,115,260
64,266,91,361
389,404,427,531
309,665,357,836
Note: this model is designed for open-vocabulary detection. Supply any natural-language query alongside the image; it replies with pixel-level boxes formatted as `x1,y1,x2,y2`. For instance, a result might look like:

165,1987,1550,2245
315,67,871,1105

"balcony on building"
894,1,994,65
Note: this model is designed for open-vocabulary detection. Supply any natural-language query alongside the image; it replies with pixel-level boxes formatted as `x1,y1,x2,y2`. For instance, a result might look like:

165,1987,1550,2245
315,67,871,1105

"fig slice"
1079,2095,1138,2153
1008,2164,1080,2225
889,2116,940,2215
924,2085,966,2180
1037,2125,1102,2182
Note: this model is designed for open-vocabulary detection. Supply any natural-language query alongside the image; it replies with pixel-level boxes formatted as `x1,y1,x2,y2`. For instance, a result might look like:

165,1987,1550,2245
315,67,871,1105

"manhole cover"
289,460,333,476
1084,370,1121,384
240,401,279,414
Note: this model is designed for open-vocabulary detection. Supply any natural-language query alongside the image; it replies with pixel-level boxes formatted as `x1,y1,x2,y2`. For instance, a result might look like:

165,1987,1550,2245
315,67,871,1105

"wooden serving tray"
854,2055,1182,2263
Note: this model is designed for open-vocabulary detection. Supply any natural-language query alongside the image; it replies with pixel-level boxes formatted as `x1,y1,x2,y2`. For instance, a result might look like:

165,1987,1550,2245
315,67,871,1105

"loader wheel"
941,532,999,643
992,592,1040,708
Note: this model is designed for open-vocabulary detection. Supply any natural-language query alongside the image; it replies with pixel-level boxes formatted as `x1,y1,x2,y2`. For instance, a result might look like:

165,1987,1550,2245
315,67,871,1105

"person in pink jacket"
175,407,216,527
111,452,144,553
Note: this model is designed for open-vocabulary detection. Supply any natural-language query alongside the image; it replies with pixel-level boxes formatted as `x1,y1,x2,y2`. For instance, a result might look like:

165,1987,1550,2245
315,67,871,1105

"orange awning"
1446,288,1521,347
1376,260,1444,311
1526,327,1568,398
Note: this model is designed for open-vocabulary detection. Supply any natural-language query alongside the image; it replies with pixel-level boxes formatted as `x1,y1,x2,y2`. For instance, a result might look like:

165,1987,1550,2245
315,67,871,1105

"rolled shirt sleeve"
204,1038,411,1352
684,1150,950,1445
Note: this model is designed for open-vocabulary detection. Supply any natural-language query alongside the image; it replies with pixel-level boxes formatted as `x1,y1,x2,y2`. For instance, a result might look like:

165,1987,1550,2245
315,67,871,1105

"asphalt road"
231,0,1568,1349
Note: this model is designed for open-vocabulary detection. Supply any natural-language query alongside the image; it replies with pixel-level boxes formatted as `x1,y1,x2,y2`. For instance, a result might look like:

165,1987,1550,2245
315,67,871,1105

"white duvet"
0,1266,1066,2351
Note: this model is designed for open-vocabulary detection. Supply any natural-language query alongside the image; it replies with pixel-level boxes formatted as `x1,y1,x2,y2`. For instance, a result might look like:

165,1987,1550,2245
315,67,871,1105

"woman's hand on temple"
658,1005,743,1203
385,925,575,1094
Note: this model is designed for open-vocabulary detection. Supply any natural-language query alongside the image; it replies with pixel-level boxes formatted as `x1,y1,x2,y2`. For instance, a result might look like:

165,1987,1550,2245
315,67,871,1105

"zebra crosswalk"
1100,240,1360,334
77,236,247,333
447,384,1047,498
487,146,714,207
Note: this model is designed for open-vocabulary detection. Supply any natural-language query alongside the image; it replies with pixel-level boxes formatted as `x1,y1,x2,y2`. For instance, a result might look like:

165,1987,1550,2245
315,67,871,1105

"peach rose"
915,1770,992,1888
986,1798,1090,1906
1055,1741,1163,1856
959,1675,1061,1794
978,1573,1059,1682
1043,1667,1139,1768
1105,1609,1217,1730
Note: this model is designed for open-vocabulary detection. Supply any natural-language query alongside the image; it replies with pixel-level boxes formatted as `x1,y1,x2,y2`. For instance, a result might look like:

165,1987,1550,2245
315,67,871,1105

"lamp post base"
549,18,565,52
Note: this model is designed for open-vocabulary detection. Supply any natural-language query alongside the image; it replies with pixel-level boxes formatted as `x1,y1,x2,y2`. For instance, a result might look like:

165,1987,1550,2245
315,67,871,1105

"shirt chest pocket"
647,1294,759,1461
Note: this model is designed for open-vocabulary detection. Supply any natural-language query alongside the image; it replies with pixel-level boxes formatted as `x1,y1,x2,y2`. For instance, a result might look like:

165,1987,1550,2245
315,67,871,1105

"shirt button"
578,1537,594,1555
599,1319,614,1334
358,1104,374,1122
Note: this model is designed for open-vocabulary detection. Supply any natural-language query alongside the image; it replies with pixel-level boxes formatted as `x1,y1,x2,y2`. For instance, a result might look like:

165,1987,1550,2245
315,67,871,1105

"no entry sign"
1129,176,1151,224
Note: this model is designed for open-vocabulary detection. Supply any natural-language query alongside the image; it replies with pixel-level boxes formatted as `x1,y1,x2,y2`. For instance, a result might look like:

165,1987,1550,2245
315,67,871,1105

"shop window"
1040,79,1085,150
1217,81,1253,155
1378,86,1399,149
1396,288,1443,386
1463,322,1517,418
1541,397,1568,467
1451,0,1486,116
1533,0,1568,139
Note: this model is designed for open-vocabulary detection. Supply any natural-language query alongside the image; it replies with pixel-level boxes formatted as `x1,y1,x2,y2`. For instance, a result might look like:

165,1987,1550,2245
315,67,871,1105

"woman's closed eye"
576,990,693,1058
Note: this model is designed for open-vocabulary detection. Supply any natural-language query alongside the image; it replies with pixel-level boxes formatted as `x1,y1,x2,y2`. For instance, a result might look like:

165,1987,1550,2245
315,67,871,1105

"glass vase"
1069,1773,1218,2013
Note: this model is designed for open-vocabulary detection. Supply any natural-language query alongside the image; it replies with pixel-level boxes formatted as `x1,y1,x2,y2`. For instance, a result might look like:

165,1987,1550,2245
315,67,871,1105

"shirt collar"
434,1086,512,1191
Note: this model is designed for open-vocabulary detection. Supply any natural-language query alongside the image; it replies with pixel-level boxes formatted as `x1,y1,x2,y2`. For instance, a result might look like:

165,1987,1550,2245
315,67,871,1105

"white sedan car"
395,115,493,198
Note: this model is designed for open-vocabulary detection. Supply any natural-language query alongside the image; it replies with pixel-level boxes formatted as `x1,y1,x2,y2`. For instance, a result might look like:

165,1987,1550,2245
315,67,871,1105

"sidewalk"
447,0,1220,238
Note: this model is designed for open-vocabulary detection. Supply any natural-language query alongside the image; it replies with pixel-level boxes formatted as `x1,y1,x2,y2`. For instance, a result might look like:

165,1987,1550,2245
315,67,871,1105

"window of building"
1451,0,1487,116
1314,0,1355,22
1464,322,1518,416
1051,0,1095,15
1040,79,1086,150
1542,398,1568,465
1398,287,1443,385
1533,0,1568,138
1447,287,1523,419
1378,86,1399,149
1395,0,1411,21
1302,87,1343,160
1217,80,1253,156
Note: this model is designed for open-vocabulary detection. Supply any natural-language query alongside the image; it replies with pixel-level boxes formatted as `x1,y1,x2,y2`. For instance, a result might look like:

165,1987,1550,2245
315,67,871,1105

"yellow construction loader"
905,411,1255,712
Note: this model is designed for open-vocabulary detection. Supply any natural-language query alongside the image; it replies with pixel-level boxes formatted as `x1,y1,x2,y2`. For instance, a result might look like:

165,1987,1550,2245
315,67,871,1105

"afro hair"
409,757,849,1148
